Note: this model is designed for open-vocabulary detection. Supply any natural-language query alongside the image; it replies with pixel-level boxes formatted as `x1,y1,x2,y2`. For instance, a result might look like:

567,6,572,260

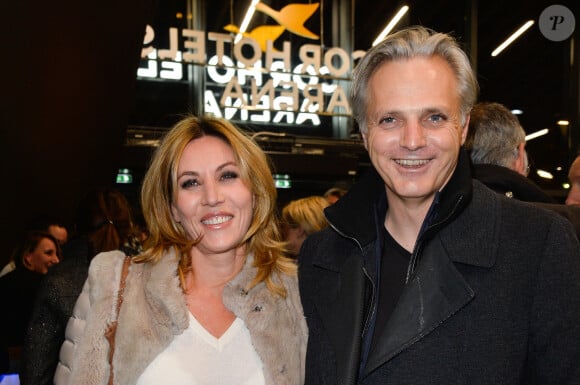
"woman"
282,196,329,257
55,116,307,385
21,187,141,385
0,230,61,373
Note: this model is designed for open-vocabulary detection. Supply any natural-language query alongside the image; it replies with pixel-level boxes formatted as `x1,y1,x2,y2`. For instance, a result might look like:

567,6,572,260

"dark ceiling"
138,0,579,198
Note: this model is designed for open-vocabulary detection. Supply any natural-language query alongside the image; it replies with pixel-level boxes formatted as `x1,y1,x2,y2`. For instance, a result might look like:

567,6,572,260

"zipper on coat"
327,222,377,338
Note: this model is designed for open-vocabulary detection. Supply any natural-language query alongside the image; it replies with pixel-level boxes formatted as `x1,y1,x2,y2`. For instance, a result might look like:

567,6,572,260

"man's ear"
460,114,470,145
362,131,369,150
514,142,528,176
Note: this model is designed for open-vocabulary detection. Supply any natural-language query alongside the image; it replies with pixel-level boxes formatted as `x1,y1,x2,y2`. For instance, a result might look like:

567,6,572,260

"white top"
136,313,265,385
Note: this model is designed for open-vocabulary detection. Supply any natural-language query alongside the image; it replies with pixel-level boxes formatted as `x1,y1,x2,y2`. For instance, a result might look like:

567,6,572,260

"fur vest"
55,249,308,385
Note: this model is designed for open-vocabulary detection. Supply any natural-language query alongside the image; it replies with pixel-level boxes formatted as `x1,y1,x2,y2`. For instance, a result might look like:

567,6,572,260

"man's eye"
380,116,396,124
428,114,446,123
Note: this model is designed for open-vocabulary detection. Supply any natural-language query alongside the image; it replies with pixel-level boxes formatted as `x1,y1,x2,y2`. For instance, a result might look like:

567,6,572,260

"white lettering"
326,85,350,114
138,25,366,125
207,55,235,84
234,37,261,67
182,29,205,63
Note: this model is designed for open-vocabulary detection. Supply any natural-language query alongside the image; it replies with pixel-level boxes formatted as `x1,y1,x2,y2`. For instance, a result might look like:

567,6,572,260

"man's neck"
384,195,434,253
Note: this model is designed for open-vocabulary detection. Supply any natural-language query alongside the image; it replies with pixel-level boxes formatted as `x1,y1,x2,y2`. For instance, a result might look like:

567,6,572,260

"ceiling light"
536,169,554,179
235,0,261,44
525,128,549,141
558,120,570,125
563,182,571,189
372,5,410,46
511,109,523,115
491,20,534,57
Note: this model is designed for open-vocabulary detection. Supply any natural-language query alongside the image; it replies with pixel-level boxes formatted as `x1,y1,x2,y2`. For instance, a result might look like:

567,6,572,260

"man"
465,101,555,202
298,26,580,385
566,155,580,205
466,102,580,238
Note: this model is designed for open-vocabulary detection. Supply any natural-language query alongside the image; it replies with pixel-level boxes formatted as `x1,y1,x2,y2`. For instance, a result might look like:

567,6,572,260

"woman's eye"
181,179,199,188
221,171,239,180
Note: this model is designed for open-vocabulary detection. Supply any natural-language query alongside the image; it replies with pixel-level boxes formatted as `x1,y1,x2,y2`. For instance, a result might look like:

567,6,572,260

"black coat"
0,266,43,373
471,163,555,203
299,153,580,385
19,237,92,385
472,163,580,240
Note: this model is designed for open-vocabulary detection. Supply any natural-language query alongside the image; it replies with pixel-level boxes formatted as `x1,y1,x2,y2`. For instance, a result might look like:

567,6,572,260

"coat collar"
322,149,478,266
363,236,475,376
472,163,555,203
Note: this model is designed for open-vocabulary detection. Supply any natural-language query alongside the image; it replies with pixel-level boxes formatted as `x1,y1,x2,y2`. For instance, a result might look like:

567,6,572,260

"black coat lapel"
313,254,367,385
363,236,475,376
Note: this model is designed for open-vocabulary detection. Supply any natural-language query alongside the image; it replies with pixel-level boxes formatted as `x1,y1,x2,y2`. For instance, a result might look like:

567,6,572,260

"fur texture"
56,249,308,385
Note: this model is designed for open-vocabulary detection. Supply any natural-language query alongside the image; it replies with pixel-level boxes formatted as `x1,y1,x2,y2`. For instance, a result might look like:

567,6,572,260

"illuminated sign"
137,1,366,126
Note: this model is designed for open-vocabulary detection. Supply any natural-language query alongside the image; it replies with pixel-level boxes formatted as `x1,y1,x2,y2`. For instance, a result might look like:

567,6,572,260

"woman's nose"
202,180,222,206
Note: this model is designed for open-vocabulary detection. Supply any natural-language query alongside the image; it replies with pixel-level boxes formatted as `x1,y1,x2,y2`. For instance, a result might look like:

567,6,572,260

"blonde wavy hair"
282,195,329,235
136,115,296,297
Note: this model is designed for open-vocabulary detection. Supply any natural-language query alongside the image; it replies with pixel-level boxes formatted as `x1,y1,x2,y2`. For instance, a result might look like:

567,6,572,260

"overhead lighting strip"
525,128,549,141
235,0,261,44
491,20,534,57
372,5,410,46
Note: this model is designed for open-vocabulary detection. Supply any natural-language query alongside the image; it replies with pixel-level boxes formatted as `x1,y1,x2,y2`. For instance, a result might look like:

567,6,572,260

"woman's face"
24,237,60,274
171,135,254,256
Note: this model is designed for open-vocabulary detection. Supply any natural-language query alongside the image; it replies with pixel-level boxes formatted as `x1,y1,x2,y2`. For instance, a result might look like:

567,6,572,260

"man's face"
362,56,468,207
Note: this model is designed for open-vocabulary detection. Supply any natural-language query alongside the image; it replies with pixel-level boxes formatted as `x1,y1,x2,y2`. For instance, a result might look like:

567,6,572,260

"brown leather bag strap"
104,256,131,385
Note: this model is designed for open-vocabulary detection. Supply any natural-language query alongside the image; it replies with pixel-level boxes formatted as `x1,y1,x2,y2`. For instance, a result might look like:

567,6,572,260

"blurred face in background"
23,236,60,274
48,224,68,245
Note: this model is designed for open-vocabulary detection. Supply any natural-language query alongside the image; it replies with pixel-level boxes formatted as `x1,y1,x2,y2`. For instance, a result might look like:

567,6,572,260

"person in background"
465,101,580,237
0,231,61,374
20,187,141,385
464,101,555,203
0,216,68,279
323,186,347,204
24,215,69,247
281,195,329,257
132,210,150,243
566,155,580,205
54,116,307,385
298,26,580,385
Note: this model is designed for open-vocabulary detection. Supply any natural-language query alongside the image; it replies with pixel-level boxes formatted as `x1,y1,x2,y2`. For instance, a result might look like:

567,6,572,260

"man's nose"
400,120,426,150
